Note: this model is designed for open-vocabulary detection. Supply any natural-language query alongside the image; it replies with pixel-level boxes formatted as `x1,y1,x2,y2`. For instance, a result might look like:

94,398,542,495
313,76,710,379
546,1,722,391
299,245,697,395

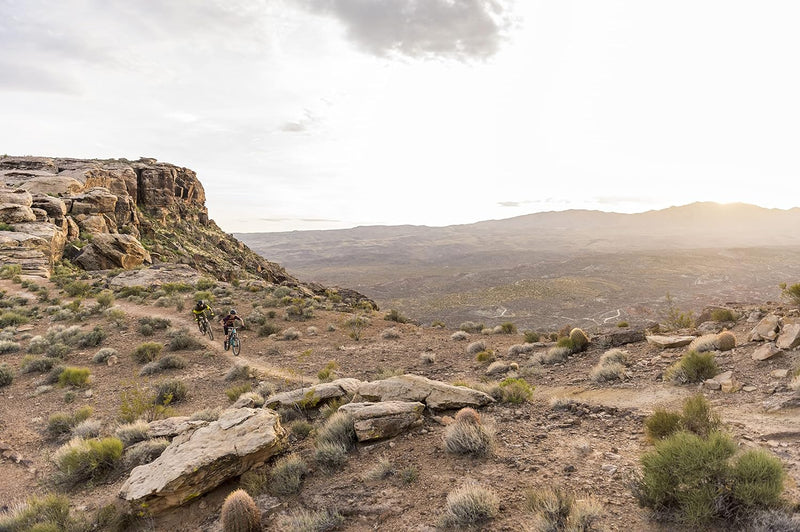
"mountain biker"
220,309,245,350
192,300,214,324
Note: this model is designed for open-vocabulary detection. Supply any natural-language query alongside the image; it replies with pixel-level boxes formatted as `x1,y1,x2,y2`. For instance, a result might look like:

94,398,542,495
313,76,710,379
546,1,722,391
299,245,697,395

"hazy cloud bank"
298,0,513,59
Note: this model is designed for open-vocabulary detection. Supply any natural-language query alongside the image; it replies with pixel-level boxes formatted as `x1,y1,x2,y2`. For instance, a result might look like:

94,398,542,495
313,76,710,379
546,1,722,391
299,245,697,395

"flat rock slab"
595,329,645,348
120,408,286,513
338,401,424,441
357,374,494,410
645,335,695,349
752,343,781,362
264,378,362,409
109,264,206,288
147,416,209,439
776,323,800,350
750,315,781,342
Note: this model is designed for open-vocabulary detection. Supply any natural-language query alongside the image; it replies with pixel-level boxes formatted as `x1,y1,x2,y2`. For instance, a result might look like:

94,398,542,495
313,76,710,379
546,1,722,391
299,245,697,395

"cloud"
280,109,321,133
298,0,513,59
498,200,523,207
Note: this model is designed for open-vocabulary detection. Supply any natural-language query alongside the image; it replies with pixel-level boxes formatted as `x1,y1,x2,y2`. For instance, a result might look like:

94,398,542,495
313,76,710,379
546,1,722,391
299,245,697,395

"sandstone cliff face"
0,156,294,285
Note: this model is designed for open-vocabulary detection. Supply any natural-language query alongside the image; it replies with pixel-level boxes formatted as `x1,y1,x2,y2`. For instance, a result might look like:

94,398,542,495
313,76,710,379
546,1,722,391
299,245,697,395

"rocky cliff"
0,156,297,286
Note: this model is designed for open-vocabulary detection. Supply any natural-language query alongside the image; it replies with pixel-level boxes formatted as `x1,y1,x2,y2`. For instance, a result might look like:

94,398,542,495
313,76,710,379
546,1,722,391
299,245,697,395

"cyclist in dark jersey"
220,309,244,350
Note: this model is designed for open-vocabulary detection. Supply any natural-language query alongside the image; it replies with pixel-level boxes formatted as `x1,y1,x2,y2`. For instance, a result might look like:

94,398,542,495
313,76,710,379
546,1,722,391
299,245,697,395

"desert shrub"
95,289,114,308
167,329,202,351
590,361,627,383
0,310,28,327
47,406,93,439
600,348,629,366
43,365,65,384
258,322,282,337
364,457,395,482
190,407,222,422
459,321,484,333
122,437,169,469
233,391,264,407
664,350,719,384
0,264,22,278
344,314,369,340
317,360,338,382
499,377,534,404
525,486,602,532
384,309,408,323
443,413,495,456
63,280,91,297
400,466,418,484
523,331,540,343
26,335,49,354
154,379,187,405
475,349,495,363
730,449,785,509
105,307,126,328
277,507,344,532
0,493,72,531
450,331,468,341
420,352,436,364
226,383,252,402
314,441,349,470
680,394,721,438
289,420,314,440
689,334,718,353
71,418,102,439
381,327,400,340
499,322,517,334
58,366,90,387
540,346,571,365
239,468,270,496
131,342,163,363
157,354,187,370
77,325,106,348
53,436,123,486
645,410,683,441
663,293,695,330
716,331,736,352
0,364,12,387
633,431,786,525
138,316,171,332
270,453,308,496
0,339,20,354
225,364,251,381
138,324,153,336
316,412,356,450
749,510,800,531
467,340,486,355
617,321,629,328
45,342,70,358
138,362,161,376
282,327,300,340
220,489,261,532
711,309,736,322
92,347,118,364
118,385,175,423
440,483,499,527
550,397,576,411
20,355,59,374
115,420,150,447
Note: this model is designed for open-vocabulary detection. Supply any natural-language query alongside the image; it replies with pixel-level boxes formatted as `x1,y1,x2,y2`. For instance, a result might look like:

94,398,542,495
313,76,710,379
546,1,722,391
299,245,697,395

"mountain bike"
227,326,241,356
197,313,214,340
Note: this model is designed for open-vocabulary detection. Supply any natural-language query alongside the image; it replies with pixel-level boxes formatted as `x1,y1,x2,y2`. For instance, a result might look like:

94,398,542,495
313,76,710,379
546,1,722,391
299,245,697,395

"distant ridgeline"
0,156,371,305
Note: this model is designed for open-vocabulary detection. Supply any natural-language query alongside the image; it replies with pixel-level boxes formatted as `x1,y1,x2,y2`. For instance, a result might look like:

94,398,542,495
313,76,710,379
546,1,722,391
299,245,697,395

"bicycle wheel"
197,317,204,333
231,333,240,356
205,320,214,340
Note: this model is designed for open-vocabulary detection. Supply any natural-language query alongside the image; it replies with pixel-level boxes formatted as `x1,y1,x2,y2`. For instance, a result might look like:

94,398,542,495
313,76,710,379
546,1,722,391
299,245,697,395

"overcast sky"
2,1,799,233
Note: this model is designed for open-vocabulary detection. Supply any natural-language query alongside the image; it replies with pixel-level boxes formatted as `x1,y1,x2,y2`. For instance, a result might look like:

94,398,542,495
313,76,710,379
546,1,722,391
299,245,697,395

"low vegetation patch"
443,407,495,456
664,350,719,384
132,342,163,363
277,507,344,532
58,366,90,388
525,486,603,531
53,436,123,486
440,483,499,527
47,406,93,439
645,395,721,441
270,453,308,496
0,493,72,531
499,377,534,404
154,379,188,405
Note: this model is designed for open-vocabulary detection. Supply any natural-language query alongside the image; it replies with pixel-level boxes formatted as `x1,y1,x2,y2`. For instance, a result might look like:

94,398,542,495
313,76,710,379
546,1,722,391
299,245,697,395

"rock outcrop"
357,374,495,410
338,401,425,442
264,378,362,409
120,408,286,513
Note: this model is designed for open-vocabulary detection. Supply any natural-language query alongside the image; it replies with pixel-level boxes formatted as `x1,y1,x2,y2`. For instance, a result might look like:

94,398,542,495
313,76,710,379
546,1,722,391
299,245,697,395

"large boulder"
645,335,695,349
264,378,362,409
0,204,36,224
338,401,424,442
108,263,206,288
12,222,67,263
749,315,781,342
357,374,495,410
68,187,118,215
74,233,151,270
0,230,54,276
120,408,286,513
18,175,84,195
30,195,67,222
776,323,800,350
594,328,646,348
0,187,33,207
752,343,781,361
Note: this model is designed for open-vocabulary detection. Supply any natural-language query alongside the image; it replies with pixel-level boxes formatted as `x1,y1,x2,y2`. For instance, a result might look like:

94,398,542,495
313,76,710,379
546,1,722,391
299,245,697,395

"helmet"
229,309,236,315
197,300,204,306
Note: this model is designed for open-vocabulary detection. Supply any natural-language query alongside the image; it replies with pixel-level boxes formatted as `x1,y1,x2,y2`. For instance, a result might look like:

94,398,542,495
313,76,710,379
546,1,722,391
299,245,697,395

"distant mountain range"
238,203,800,328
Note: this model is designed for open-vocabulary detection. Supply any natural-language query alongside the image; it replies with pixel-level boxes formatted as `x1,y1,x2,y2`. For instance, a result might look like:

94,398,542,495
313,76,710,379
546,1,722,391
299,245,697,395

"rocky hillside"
0,156,295,286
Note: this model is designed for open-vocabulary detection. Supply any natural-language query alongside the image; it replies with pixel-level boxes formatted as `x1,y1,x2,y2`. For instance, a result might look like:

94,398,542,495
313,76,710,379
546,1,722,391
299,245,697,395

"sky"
1,0,799,233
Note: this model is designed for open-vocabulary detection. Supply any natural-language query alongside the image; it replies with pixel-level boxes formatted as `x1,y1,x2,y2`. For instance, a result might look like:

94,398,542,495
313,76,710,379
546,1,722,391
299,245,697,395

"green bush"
384,309,408,323
270,453,308,495
645,395,721,441
46,406,92,439
525,486,603,531
95,289,115,308
634,429,787,525
711,309,736,322
78,325,106,347
665,350,719,384
167,330,202,351
92,347,118,364
289,420,314,440
114,420,150,447
20,355,59,374
0,339,21,354
63,280,91,297
0,493,72,531
53,436,123,486
154,379,187,405
118,385,174,423
499,322,517,334
440,483,499,527
0,310,28,327
316,412,356,449
314,441,349,471
58,366,90,388
645,410,683,441
317,360,338,382
257,323,282,337
0,264,22,278
443,411,495,457
780,282,800,306
523,331,540,343
276,508,344,532
220,489,261,532
225,383,252,402
475,350,495,363
499,377,534,404
132,342,163,363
